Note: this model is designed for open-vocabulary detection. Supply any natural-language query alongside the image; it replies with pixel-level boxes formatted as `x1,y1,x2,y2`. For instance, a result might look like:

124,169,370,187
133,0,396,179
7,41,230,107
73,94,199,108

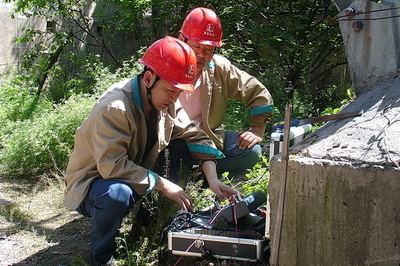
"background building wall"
0,1,46,77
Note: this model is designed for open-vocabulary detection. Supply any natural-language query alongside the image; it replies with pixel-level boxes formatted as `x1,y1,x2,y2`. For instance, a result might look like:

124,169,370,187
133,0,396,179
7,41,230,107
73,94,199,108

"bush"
0,78,53,127
0,94,96,176
0,54,144,177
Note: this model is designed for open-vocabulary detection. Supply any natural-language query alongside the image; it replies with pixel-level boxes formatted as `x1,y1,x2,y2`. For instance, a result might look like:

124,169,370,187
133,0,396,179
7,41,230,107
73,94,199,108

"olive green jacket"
64,76,224,210
195,54,274,150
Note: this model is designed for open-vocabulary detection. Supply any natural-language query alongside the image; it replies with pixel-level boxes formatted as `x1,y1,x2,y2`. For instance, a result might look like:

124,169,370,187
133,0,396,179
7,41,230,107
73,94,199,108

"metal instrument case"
167,228,268,262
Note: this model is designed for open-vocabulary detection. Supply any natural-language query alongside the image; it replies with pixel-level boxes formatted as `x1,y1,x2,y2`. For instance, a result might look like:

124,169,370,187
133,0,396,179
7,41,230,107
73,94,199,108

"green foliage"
186,180,216,211
0,79,52,126
46,53,142,102
101,0,349,136
214,1,348,116
0,48,145,177
6,0,350,119
5,0,138,101
221,99,251,132
116,233,155,265
241,155,269,196
0,94,96,176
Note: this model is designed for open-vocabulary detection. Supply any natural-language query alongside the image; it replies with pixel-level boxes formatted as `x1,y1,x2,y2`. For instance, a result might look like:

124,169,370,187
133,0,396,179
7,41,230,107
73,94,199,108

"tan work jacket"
64,76,223,210
196,54,274,150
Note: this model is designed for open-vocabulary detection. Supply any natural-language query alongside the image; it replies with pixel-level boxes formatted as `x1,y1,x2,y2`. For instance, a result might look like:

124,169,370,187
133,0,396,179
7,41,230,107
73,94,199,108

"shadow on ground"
1,215,91,266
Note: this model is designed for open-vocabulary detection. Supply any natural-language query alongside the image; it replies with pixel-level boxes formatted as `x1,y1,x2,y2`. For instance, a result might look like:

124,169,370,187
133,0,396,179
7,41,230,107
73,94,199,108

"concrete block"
337,0,400,93
269,157,400,265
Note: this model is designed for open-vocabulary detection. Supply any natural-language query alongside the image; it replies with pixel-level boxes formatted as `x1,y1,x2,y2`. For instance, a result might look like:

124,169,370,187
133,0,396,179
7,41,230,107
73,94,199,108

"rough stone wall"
290,75,400,166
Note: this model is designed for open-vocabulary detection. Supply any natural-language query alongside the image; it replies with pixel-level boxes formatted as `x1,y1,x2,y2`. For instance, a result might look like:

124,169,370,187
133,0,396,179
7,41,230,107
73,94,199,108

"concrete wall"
268,74,400,264
269,158,400,265
337,0,400,94
0,1,141,78
0,1,46,77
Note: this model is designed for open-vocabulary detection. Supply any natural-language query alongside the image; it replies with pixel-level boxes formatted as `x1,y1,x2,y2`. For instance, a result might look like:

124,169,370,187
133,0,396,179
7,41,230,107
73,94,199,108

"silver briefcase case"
167,227,268,262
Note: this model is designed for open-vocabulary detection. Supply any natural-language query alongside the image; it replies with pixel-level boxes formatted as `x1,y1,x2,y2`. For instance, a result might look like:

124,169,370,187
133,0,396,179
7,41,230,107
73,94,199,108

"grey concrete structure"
268,1,400,265
338,0,400,94
0,1,141,79
0,1,45,77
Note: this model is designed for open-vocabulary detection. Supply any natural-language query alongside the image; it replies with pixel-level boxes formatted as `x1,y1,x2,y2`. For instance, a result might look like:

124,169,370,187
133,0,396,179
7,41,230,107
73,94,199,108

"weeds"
117,234,155,266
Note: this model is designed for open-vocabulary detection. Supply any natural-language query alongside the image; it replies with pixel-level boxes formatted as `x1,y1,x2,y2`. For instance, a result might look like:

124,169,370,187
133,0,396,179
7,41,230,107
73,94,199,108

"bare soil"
0,175,91,266
0,175,268,266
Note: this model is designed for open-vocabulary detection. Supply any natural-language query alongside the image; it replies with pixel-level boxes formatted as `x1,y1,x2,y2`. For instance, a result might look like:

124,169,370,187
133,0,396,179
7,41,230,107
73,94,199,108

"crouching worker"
63,36,238,266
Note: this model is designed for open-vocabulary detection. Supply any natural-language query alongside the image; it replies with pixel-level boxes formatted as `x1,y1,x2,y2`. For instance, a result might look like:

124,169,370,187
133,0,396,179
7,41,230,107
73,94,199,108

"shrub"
0,54,143,177
0,94,96,176
0,78,53,127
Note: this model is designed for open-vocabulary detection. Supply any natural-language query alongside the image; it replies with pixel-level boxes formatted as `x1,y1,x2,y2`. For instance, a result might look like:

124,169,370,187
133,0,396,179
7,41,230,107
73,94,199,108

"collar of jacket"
207,60,215,70
132,75,143,111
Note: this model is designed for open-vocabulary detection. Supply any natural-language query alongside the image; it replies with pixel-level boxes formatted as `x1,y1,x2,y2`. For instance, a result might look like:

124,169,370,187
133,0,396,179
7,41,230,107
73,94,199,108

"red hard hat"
138,36,196,92
180,7,223,47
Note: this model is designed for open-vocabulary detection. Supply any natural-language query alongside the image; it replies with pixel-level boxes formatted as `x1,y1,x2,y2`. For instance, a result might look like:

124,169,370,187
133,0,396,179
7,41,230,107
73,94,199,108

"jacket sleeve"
170,103,225,160
217,55,274,130
85,106,160,196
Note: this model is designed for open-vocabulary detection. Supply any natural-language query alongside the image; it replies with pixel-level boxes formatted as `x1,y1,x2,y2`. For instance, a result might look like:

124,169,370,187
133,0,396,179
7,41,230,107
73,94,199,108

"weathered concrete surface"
269,67,400,264
269,159,400,265
290,75,400,166
0,1,45,77
337,0,400,94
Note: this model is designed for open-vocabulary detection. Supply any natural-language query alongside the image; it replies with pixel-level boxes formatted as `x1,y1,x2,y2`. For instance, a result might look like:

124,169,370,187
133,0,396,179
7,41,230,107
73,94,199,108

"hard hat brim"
173,83,195,92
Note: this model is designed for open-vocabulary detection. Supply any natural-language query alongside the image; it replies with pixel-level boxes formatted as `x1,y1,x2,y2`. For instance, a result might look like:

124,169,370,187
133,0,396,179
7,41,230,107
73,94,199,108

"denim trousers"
153,130,262,181
217,130,262,177
76,178,138,266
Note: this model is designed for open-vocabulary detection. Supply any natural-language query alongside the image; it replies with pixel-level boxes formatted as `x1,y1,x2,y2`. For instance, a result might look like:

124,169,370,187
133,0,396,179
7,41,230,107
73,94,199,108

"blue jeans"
217,130,262,178
154,131,262,181
76,178,139,266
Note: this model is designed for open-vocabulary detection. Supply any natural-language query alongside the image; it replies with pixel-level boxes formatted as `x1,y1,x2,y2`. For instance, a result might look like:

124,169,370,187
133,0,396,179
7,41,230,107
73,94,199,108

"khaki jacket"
64,76,224,210
196,54,274,150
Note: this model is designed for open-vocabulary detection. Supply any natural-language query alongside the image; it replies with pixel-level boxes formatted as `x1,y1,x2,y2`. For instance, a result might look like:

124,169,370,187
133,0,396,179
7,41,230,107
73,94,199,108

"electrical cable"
336,5,400,22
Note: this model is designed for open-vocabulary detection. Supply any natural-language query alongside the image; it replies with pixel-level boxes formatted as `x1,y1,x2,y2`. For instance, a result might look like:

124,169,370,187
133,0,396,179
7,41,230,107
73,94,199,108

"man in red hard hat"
63,36,238,266
157,7,274,180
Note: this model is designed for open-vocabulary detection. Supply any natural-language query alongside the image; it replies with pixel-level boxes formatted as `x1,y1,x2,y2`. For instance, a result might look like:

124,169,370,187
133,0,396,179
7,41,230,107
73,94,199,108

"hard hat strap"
146,75,160,109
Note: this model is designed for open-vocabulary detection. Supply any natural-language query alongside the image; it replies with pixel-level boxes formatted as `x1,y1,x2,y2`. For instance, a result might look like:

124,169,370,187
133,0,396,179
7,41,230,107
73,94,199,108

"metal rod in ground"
269,104,292,266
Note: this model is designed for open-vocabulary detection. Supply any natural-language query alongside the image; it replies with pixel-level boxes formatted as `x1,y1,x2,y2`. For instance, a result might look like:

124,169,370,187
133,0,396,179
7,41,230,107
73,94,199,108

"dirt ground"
0,175,92,266
0,175,269,266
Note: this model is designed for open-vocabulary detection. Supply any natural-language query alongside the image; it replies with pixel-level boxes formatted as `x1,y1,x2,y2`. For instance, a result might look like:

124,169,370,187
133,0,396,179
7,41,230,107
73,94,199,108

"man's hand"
201,160,239,201
154,177,193,211
237,130,263,150
208,180,238,201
